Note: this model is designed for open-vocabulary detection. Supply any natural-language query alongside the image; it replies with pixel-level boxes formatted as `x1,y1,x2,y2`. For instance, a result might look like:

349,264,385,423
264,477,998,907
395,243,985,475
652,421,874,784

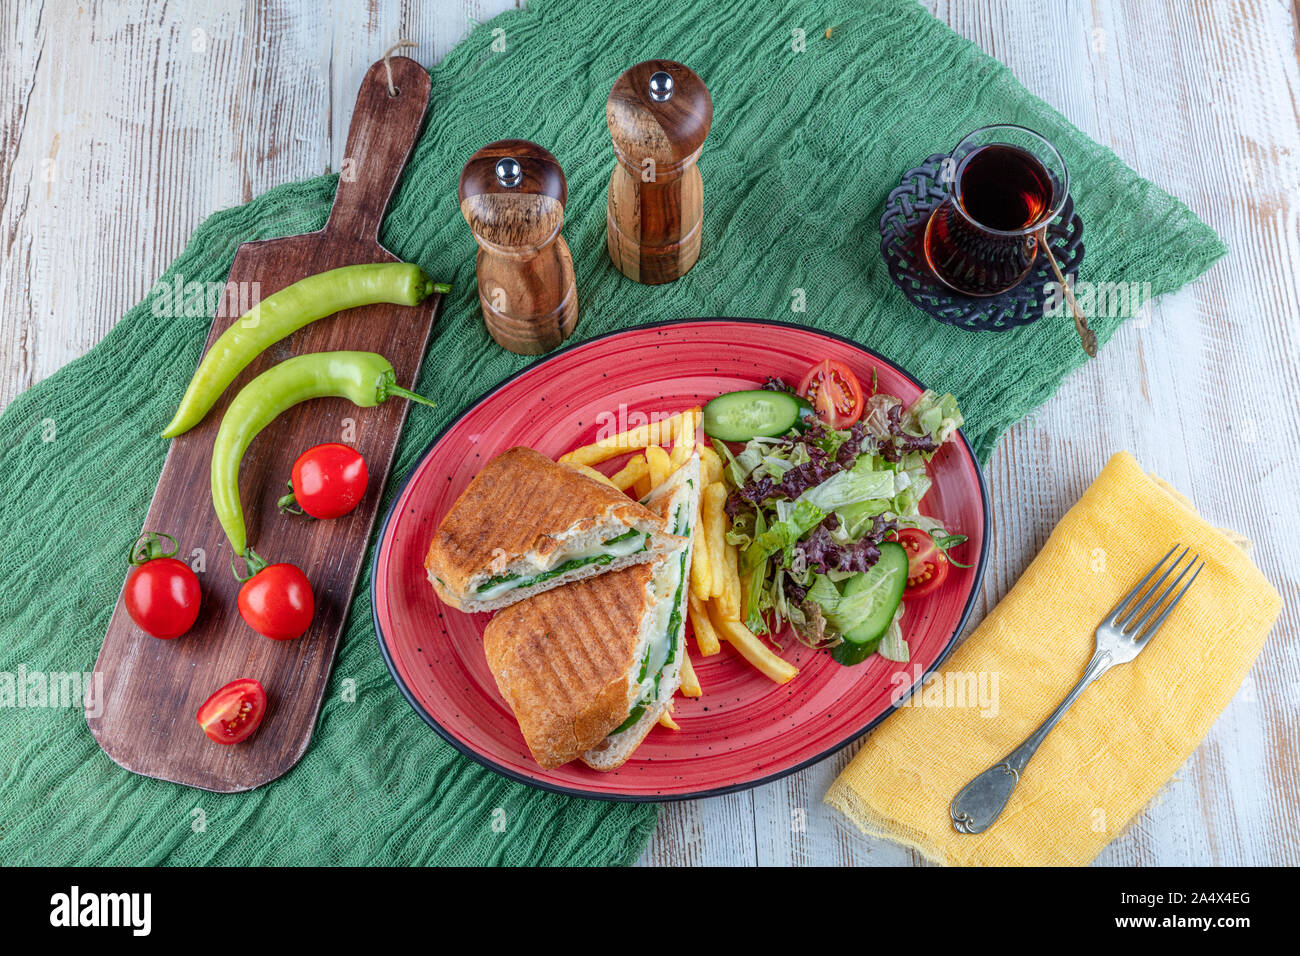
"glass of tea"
922,124,1069,297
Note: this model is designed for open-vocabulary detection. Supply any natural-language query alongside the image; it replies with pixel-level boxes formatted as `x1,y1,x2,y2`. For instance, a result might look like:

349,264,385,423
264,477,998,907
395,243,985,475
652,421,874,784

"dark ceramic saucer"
879,153,1085,331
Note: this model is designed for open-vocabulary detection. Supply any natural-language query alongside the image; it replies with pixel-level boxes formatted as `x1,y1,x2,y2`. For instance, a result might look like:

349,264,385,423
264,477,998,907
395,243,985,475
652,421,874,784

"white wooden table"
3,0,1296,866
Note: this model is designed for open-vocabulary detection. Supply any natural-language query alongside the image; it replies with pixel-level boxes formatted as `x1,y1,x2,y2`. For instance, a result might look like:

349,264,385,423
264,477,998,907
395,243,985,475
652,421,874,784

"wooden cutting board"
87,56,439,792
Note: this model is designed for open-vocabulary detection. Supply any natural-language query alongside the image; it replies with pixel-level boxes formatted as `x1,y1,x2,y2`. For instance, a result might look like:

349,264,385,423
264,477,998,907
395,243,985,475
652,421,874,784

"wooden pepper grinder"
606,60,713,284
459,139,578,354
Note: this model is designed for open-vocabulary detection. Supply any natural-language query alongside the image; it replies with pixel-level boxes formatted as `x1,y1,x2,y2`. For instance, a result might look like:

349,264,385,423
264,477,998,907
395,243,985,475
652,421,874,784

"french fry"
689,473,711,598
678,646,702,697
688,528,712,600
658,699,680,730
563,461,619,489
696,471,707,523
668,408,699,469
608,454,648,492
702,482,729,600
717,542,742,621
645,445,671,491
707,604,798,684
688,593,721,656
633,471,653,498
558,410,694,467
698,445,723,486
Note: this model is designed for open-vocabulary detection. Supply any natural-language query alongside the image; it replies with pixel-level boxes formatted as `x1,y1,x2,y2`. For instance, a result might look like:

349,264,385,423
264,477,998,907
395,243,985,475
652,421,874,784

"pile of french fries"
557,408,799,729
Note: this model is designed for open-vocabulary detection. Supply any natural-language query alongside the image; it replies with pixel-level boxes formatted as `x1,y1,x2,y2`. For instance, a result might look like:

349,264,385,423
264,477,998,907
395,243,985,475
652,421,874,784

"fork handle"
950,650,1113,834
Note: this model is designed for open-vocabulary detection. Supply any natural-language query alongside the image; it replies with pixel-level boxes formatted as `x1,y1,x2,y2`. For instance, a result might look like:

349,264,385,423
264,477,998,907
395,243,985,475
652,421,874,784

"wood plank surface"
1,0,1296,864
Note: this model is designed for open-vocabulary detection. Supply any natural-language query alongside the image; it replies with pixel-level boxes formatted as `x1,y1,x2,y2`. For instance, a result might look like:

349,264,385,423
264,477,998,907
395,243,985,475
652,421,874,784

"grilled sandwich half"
482,455,700,770
425,447,683,614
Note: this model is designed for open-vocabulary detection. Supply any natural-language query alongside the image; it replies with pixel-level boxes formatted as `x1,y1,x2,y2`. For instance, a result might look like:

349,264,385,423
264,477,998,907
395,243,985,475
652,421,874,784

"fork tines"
1107,545,1204,643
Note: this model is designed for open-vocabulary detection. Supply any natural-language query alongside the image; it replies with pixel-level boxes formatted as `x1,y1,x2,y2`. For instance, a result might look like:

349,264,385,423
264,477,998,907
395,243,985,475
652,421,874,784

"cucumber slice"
702,390,806,442
790,394,818,432
828,542,908,666
830,633,884,666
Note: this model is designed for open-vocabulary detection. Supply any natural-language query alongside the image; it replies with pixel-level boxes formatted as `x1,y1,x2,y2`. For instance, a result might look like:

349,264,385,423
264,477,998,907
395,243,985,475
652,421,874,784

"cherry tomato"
281,443,368,520
891,527,949,600
798,359,866,429
238,561,314,640
124,532,200,639
197,678,266,745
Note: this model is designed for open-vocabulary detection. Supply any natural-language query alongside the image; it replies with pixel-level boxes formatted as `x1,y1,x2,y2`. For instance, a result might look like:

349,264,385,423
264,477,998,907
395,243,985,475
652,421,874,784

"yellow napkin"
825,452,1281,866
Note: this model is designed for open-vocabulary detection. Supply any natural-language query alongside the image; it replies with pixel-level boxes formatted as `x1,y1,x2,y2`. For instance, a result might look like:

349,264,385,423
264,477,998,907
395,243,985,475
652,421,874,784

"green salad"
705,379,969,666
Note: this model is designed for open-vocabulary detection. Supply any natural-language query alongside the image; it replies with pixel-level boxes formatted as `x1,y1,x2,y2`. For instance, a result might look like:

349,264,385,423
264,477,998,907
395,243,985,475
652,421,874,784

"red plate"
372,319,988,800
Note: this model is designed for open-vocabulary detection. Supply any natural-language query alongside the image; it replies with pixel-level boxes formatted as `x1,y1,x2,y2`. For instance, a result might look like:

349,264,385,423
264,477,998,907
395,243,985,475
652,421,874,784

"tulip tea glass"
922,124,1069,297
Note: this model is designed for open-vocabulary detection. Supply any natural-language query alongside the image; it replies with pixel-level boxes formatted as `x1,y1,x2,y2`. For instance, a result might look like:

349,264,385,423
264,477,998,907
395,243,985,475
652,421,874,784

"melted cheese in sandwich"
473,529,649,601
614,491,691,732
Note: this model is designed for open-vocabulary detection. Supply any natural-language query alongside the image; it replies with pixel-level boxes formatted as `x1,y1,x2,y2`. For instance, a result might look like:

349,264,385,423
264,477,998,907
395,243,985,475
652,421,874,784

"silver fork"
950,545,1203,835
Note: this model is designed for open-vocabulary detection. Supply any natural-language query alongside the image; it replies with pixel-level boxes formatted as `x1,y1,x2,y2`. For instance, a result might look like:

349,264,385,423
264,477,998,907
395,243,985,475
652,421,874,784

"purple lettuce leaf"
726,422,870,516
792,513,899,574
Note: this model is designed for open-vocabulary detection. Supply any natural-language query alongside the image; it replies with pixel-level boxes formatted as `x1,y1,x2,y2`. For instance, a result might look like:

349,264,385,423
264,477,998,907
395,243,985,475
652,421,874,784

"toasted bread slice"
425,447,683,613
483,563,657,769
581,454,700,771
483,454,701,772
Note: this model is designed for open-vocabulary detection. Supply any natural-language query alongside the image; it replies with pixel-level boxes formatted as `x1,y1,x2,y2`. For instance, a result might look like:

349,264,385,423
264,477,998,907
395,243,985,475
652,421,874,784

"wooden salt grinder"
459,139,578,354
606,60,713,284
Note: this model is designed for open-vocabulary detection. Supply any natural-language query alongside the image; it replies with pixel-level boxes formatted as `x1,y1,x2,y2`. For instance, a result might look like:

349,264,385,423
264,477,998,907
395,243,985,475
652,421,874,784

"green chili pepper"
211,351,434,556
163,263,449,438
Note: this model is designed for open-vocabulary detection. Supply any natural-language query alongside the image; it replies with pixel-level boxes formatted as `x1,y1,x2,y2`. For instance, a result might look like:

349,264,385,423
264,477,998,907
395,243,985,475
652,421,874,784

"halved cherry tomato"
891,527,949,599
197,678,266,745
798,359,866,428
124,532,200,639
279,443,368,520
237,556,314,640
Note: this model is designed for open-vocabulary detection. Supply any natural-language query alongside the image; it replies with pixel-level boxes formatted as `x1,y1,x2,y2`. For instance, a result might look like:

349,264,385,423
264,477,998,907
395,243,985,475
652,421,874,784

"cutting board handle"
325,55,432,243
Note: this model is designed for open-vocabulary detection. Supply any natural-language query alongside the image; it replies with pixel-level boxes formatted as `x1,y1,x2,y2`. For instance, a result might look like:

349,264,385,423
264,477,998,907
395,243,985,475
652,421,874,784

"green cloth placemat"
0,0,1223,865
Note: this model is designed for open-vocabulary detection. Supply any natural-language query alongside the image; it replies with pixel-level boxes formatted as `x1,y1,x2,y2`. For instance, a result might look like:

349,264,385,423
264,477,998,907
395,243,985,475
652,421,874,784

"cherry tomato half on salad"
237,555,315,640
798,359,866,429
890,527,949,599
124,532,200,639
196,678,266,745
279,443,369,520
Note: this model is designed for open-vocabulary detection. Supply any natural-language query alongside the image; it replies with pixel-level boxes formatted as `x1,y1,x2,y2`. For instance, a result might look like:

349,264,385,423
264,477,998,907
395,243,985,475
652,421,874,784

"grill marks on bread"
425,447,663,595
483,564,653,768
